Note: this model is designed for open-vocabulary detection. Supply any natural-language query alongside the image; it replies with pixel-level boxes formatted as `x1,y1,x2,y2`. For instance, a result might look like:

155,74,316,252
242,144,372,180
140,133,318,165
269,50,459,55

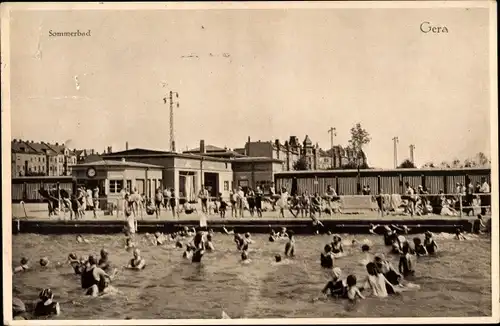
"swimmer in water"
191,231,206,263
175,240,183,249
13,257,30,273
279,227,289,239
275,254,282,263
241,250,251,264
126,249,146,270
76,234,89,243
222,225,234,235
234,233,244,250
360,244,372,266
285,231,295,257
153,232,166,246
363,262,396,297
374,254,402,286
205,234,215,252
423,231,438,255
321,267,346,298
269,225,277,242
81,256,118,296
40,257,50,267
398,245,416,278
125,237,136,251
412,237,428,256
455,228,467,240
183,245,194,260
321,244,335,269
472,214,485,234
67,253,84,275
34,288,61,317
346,275,365,301
331,235,344,255
244,232,254,245
98,249,112,272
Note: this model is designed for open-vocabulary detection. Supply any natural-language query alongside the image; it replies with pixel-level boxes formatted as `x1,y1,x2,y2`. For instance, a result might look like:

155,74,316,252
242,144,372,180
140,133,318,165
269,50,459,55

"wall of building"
246,142,273,158
12,153,47,176
233,161,283,190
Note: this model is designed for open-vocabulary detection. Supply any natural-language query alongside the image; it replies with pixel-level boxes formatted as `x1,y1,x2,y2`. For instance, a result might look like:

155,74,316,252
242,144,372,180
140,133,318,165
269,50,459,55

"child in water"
13,257,30,273
34,288,61,317
398,245,416,278
455,228,467,240
423,231,438,255
205,234,215,252
363,262,395,297
241,250,251,264
285,231,295,257
346,275,365,301
67,253,83,275
39,257,50,267
321,244,335,269
321,267,346,298
331,235,344,256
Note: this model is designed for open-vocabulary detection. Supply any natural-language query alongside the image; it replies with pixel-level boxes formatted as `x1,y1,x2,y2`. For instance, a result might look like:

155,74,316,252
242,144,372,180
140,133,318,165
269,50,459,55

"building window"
17,165,20,172
224,181,229,191
126,180,132,191
109,180,124,193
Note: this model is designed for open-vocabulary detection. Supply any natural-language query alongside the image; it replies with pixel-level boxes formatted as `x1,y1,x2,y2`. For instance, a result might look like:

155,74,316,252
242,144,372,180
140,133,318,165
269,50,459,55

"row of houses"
11,139,103,177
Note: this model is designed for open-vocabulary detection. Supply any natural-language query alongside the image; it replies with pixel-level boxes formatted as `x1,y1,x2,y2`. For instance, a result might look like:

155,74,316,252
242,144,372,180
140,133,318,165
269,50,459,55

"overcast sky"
8,5,493,168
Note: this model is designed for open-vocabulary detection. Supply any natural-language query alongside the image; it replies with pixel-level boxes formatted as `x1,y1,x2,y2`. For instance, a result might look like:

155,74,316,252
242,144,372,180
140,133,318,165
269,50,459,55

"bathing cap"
20,257,29,265
332,267,342,279
397,235,406,243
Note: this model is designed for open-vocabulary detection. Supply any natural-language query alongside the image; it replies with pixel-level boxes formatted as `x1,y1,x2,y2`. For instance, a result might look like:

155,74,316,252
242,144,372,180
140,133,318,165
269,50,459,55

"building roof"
11,140,41,154
184,144,227,153
26,142,58,156
71,159,163,169
231,157,283,163
102,148,230,163
303,135,312,146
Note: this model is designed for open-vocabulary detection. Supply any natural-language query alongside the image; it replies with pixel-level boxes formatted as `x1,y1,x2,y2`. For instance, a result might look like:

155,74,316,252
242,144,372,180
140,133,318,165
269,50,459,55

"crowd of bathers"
12,213,490,320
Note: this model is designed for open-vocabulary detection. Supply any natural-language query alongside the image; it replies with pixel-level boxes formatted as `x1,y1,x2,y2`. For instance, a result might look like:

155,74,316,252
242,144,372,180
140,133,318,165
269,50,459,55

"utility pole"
328,127,337,169
409,144,415,164
163,91,179,152
392,137,399,168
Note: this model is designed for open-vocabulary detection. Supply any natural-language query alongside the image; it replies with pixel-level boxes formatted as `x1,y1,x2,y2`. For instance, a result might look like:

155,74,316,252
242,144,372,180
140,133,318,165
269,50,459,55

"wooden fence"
11,176,76,203
275,168,491,196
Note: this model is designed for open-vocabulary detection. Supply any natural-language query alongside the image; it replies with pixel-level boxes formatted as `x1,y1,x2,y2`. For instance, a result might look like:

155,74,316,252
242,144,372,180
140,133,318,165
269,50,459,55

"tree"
422,162,435,168
348,123,371,161
451,159,462,168
476,152,489,167
293,157,309,171
440,161,451,168
398,159,416,169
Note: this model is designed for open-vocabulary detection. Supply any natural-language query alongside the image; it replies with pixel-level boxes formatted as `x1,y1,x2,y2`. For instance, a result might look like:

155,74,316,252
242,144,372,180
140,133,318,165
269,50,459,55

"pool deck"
11,209,484,235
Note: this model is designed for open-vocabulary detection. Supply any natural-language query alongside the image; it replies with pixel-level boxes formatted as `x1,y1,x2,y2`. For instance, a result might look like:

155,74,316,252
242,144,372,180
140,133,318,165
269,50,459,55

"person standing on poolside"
198,185,209,214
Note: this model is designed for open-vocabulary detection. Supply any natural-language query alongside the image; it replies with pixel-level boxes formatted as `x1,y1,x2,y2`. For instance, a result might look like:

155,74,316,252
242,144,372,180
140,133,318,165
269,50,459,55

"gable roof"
26,142,58,156
11,141,41,154
71,159,163,169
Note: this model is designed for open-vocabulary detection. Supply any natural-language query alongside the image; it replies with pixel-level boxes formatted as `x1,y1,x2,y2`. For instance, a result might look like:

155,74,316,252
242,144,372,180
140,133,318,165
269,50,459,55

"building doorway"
203,172,219,198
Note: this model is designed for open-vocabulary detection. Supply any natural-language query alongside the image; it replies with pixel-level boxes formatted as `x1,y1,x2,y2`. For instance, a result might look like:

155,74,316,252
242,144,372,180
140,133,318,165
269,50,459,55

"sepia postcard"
1,1,498,325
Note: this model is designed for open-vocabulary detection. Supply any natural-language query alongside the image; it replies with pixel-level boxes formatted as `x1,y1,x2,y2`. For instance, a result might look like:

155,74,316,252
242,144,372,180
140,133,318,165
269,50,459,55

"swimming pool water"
11,233,492,319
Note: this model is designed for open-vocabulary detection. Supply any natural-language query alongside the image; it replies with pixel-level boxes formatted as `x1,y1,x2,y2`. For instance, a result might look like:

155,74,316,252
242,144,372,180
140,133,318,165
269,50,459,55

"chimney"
126,142,129,151
200,140,206,154
55,142,59,146
107,146,112,154
91,149,95,155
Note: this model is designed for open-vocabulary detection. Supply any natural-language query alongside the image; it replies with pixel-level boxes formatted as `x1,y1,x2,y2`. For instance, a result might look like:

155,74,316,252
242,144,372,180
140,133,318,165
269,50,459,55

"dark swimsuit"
320,253,334,269
130,258,145,270
415,244,427,256
325,280,346,298
424,239,436,255
34,301,58,317
399,254,415,277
